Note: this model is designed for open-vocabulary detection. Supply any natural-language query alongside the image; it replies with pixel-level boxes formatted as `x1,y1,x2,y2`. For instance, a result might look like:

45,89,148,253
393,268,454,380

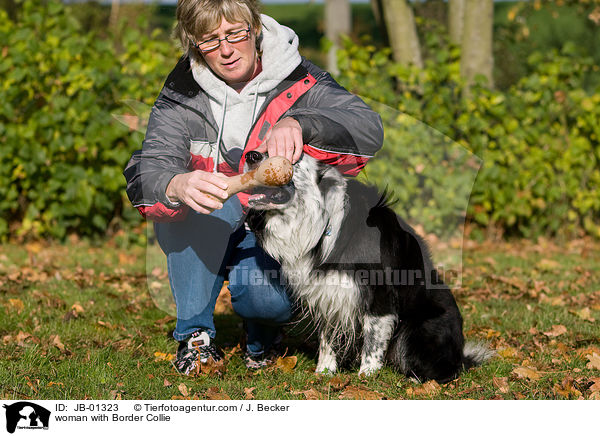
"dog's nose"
245,150,264,165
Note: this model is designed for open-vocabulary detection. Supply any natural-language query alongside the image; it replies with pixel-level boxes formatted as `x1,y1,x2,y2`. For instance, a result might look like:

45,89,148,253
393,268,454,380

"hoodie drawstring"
214,83,228,173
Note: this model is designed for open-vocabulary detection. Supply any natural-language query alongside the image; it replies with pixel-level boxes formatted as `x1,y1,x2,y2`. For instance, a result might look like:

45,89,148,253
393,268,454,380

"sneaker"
243,351,273,370
173,330,221,376
243,333,285,370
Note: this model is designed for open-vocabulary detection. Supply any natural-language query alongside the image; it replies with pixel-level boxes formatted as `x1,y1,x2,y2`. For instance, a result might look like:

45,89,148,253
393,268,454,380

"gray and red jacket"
123,56,384,221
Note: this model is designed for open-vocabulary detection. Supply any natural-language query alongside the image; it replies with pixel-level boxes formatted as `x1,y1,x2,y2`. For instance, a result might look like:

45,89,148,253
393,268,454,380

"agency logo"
2,402,51,434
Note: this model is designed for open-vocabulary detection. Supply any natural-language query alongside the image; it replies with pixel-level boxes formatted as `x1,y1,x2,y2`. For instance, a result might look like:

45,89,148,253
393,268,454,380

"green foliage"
1,0,599,240
0,0,178,239
337,31,600,239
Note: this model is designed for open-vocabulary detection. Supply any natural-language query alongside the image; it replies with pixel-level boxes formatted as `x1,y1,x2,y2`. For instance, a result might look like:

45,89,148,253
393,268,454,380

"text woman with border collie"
124,0,384,375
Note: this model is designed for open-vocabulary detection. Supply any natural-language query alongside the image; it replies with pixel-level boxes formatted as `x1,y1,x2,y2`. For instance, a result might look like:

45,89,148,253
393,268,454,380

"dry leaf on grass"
406,380,441,397
154,352,175,362
244,387,256,400
339,385,383,400
163,379,172,387
537,259,561,271
50,335,70,354
569,307,596,322
553,377,583,399
154,315,176,327
7,298,24,314
200,357,226,376
293,388,324,400
327,375,350,390
589,378,600,393
205,387,230,400
497,347,519,359
586,353,600,370
15,331,32,346
178,383,189,397
493,377,510,394
543,324,567,337
275,356,297,373
512,366,542,380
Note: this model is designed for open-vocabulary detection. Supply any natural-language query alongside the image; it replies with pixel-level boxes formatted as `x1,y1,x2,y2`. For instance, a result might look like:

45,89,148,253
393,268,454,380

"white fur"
359,314,397,376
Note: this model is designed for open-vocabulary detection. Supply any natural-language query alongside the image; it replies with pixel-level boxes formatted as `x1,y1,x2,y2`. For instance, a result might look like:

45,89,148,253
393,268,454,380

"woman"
124,0,383,375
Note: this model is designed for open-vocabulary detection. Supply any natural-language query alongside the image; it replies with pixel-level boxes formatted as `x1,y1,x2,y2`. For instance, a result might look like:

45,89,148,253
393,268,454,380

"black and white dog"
245,151,491,382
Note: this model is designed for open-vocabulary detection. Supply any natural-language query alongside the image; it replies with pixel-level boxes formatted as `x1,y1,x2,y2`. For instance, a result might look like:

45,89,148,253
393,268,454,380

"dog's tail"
462,341,495,370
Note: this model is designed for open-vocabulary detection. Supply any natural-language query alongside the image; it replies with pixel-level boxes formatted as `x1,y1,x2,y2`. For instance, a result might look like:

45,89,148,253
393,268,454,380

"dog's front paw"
358,365,381,377
315,365,337,375
316,356,337,375
358,359,383,377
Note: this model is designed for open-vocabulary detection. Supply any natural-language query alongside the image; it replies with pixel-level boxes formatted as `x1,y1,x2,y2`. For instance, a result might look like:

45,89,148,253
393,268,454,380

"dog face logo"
3,402,51,433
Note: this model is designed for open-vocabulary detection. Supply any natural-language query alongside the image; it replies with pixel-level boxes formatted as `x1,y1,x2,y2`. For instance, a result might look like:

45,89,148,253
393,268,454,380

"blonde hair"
175,0,262,57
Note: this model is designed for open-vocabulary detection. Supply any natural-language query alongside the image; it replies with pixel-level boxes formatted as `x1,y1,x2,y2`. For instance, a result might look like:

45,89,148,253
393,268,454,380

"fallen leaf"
16,331,32,346
589,391,600,400
493,377,510,394
586,353,600,370
71,303,85,314
512,366,542,380
154,315,176,327
543,325,567,337
497,347,519,359
537,259,560,271
569,307,596,322
51,335,65,352
275,356,297,373
200,357,226,376
244,387,256,400
553,377,582,399
7,298,25,314
406,380,441,397
293,388,324,400
178,383,189,397
163,379,172,387
154,351,175,362
328,375,350,390
339,385,383,400
205,387,230,400
47,381,64,387
214,286,233,315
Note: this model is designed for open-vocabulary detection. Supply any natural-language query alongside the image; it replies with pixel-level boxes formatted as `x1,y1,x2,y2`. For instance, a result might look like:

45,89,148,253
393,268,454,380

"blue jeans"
154,196,292,355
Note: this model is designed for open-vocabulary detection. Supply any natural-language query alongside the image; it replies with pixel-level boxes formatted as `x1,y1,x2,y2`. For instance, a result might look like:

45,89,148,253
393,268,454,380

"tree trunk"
109,0,121,31
460,0,494,92
325,0,351,75
448,0,465,45
381,0,423,68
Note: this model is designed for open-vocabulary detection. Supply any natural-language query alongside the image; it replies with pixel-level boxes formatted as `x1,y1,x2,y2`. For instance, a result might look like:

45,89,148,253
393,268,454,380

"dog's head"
245,151,347,263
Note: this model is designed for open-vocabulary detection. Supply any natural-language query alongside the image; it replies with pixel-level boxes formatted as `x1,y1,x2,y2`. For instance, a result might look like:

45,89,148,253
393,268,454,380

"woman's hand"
166,170,229,214
255,117,303,163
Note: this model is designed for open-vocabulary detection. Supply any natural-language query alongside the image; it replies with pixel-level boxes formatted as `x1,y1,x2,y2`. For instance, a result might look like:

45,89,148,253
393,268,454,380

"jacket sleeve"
123,93,191,221
285,60,384,172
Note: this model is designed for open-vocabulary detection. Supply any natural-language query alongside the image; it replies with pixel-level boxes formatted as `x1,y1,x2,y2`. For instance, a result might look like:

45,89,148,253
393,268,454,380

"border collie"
245,152,492,382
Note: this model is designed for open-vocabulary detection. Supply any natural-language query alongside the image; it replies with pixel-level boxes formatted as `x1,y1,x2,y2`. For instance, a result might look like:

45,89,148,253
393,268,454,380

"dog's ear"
316,163,345,201
316,164,347,261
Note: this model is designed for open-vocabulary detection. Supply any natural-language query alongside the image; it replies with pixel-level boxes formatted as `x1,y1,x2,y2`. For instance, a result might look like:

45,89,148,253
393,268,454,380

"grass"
1,230,599,400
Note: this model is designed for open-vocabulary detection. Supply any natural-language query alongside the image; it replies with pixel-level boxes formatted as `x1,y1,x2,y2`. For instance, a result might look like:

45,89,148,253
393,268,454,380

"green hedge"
337,28,600,239
0,0,177,239
1,0,599,240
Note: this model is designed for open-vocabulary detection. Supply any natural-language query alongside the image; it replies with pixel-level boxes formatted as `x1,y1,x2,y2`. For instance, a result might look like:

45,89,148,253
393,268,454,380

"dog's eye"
245,151,264,165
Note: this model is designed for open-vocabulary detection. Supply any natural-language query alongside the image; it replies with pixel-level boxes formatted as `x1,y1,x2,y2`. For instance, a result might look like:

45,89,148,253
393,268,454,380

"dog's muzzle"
244,151,295,208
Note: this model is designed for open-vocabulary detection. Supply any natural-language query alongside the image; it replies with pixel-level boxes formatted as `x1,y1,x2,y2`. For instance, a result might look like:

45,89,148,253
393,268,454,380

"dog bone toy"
224,155,293,198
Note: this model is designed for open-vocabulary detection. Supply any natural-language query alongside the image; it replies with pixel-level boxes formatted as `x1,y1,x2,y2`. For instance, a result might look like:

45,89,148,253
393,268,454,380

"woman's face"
199,17,260,86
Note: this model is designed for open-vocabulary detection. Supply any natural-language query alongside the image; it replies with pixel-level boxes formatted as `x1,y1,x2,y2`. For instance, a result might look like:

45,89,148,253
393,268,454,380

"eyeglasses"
194,26,251,53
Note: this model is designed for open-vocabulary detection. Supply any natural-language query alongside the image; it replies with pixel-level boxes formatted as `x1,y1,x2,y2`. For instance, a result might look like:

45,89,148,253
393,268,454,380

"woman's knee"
228,283,292,324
